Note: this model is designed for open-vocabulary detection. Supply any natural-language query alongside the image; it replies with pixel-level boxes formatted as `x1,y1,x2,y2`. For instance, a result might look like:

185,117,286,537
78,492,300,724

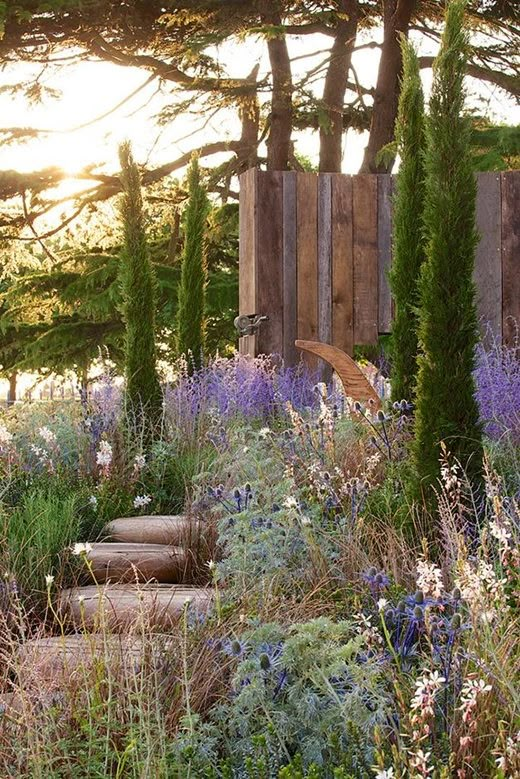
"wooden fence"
238,169,519,365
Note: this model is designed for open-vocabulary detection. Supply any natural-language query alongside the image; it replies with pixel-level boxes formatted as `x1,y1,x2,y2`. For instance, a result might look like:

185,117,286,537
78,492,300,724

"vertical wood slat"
283,172,298,366
352,175,379,345
255,171,284,356
501,171,520,347
377,174,393,334
297,173,319,371
474,172,502,346
332,175,354,355
238,168,257,357
318,174,333,381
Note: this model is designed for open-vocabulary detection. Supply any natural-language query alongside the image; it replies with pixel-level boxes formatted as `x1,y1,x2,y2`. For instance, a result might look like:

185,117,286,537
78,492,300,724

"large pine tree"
176,155,209,371
390,38,426,403
414,0,483,498
118,141,162,431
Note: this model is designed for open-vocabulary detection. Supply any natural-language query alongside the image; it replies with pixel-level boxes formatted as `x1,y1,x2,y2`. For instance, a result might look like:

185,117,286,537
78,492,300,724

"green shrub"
118,141,163,438
3,487,81,595
414,0,483,502
389,38,426,403
176,155,209,371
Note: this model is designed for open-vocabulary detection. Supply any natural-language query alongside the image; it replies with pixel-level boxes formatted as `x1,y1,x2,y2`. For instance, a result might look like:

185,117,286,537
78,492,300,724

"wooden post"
501,171,520,348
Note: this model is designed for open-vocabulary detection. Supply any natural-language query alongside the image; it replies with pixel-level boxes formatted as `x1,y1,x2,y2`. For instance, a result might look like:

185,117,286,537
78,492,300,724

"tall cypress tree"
414,0,483,497
118,141,162,431
176,155,209,371
390,39,426,404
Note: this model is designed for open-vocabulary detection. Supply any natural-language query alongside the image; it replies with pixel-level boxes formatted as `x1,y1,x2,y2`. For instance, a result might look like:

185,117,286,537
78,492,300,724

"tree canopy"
0,0,517,238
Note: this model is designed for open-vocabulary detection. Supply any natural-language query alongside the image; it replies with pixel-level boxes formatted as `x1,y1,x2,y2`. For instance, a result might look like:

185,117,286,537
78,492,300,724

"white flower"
207,559,216,572
133,494,152,509
134,454,146,470
96,440,113,468
0,425,13,446
258,427,271,439
377,598,389,612
416,557,444,598
374,769,394,779
89,495,98,509
300,516,312,526
77,595,85,604
45,574,54,587
72,542,92,556
489,519,512,546
283,496,298,510
38,426,57,445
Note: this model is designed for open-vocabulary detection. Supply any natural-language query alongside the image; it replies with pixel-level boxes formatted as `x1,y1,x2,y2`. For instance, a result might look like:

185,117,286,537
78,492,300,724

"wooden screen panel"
318,174,333,381
283,172,298,366
331,174,354,355
474,172,502,346
255,171,284,356
238,168,257,357
501,171,520,347
352,175,378,345
377,174,393,334
297,173,319,370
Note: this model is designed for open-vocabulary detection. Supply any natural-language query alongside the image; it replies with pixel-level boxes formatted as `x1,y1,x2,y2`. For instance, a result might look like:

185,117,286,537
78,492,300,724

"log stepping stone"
15,634,174,676
86,542,186,584
103,515,200,546
58,584,212,630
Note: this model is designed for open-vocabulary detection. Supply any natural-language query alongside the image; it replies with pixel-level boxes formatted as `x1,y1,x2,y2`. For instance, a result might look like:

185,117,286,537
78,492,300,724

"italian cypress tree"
414,0,483,498
390,39,426,404
118,141,162,431
176,155,209,371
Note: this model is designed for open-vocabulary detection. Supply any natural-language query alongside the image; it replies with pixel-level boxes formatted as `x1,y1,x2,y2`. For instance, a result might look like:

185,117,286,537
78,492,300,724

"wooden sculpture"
295,339,382,408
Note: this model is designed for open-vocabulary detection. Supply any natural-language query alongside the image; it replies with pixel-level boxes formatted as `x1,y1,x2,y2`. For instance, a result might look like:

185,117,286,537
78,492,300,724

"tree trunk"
319,2,359,173
360,0,416,173
263,5,293,171
237,63,260,173
8,372,17,405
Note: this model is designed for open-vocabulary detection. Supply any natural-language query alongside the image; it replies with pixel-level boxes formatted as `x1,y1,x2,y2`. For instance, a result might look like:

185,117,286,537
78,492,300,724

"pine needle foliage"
118,141,162,431
414,0,483,499
389,38,426,404
176,155,209,371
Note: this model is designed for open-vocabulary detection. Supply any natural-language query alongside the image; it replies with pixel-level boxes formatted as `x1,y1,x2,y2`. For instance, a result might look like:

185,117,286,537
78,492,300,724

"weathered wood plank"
352,175,378,344
283,171,298,366
256,171,284,356
501,171,520,347
474,172,502,346
331,174,354,355
318,174,333,382
238,169,257,356
297,173,319,371
377,174,393,334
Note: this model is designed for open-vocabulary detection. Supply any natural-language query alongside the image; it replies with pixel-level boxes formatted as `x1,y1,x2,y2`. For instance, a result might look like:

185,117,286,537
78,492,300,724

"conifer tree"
118,141,162,430
390,39,426,403
414,0,483,497
176,155,209,371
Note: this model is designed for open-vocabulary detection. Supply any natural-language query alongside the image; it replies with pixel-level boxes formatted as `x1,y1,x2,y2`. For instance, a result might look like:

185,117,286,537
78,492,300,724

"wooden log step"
15,634,174,676
58,584,212,630
85,542,186,584
102,515,199,546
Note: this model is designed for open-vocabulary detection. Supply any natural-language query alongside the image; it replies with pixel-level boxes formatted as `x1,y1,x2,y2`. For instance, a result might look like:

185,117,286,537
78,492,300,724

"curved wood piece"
295,339,381,408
